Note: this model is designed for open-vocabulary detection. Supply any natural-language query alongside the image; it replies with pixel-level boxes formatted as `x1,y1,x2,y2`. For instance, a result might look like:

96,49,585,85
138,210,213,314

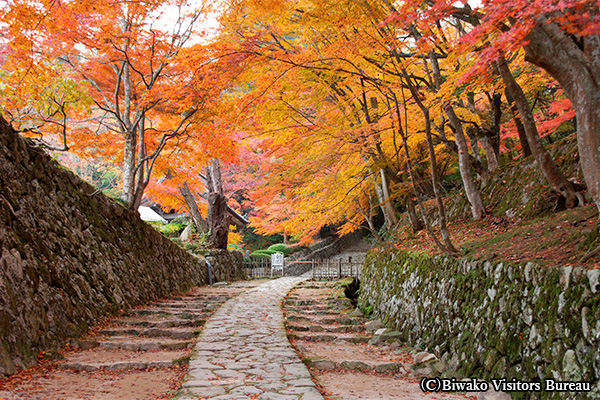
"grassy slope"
386,135,600,268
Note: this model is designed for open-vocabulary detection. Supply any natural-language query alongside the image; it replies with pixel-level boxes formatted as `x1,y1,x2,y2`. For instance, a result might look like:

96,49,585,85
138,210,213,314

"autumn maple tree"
1,0,240,212
211,0,597,252
1,0,598,253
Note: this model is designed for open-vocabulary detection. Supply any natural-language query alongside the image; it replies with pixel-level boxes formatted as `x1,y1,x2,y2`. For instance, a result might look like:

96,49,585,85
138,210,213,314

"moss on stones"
360,249,600,399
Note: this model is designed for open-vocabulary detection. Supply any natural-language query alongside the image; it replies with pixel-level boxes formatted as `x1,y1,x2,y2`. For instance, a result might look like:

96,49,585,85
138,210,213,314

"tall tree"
444,0,596,210
1,0,227,210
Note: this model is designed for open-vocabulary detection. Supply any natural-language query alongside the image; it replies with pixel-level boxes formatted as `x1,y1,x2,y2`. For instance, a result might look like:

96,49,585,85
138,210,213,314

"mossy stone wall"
0,118,211,376
359,250,600,399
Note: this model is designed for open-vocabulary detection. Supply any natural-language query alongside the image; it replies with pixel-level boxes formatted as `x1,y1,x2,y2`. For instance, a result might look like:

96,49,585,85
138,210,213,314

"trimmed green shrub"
267,243,291,255
250,252,272,259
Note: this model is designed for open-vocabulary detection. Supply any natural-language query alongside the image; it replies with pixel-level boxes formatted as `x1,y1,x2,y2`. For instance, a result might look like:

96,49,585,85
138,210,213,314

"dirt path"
284,281,476,400
0,281,262,400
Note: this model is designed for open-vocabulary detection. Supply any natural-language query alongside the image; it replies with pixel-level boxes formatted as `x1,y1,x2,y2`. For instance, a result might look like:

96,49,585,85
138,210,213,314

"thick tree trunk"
208,192,229,249
495,55,580,209
406,195,424,233
524,21,600,213
445,107,485,220
206,159,228,249
480,136,499,171
206,158,224,195
179,181,208,233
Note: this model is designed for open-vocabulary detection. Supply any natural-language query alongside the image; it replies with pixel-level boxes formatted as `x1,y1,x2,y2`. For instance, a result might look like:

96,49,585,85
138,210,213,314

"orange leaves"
1,0,250,209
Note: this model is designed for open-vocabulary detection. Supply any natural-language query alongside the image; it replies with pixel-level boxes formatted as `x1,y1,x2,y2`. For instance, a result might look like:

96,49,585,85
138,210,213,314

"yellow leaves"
227,225,243,250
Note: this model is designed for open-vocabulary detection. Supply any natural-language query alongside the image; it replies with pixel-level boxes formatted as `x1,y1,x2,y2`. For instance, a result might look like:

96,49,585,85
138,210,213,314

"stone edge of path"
175,277,325,400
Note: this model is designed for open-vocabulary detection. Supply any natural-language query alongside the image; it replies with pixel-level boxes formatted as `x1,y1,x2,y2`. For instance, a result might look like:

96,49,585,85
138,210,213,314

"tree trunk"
504,88,532,158
523,21,599,213
467,128,482,163
377,168,398,227
445,106,486,220
206,158,224,195
179,181,208,233
495,55,580,209
480,136,499,171
208,192,229,249
356,195,382,242
429,52,485,220
206,159,228,249
406,195,424,232
489,92,502,160
129,117,146,211
392,87,458,256
122,134,136,204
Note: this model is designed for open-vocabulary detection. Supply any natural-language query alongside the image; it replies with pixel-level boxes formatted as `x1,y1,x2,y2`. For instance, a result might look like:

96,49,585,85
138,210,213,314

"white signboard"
271,252,284,277
271,252,284,268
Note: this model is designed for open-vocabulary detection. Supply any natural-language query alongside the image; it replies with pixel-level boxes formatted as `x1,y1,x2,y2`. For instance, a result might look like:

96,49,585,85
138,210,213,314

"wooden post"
311,259,315,280
338,259,342,279
349,256,353,278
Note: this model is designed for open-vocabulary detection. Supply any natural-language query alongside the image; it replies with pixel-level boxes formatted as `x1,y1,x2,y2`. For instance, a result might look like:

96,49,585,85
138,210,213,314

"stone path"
177,277,323,400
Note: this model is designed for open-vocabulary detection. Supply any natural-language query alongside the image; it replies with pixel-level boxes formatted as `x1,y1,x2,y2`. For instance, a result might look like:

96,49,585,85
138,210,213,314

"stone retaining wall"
207,249,246,282
359,250,600,399
0,118,210,376
285,230,368,275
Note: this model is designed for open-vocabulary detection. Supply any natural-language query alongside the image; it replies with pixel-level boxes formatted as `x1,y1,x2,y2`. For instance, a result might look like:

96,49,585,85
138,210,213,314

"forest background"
0,0,599,265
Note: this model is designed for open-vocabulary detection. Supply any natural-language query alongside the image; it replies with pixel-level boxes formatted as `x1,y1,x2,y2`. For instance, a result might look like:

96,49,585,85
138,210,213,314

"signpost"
271,252,284,277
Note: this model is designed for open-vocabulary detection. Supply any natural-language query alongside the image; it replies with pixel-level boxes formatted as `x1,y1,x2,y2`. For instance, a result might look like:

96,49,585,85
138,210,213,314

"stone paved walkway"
177,277,323,400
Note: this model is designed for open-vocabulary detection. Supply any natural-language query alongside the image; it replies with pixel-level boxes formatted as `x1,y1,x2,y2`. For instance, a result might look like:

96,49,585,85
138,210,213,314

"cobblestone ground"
177,277,323,400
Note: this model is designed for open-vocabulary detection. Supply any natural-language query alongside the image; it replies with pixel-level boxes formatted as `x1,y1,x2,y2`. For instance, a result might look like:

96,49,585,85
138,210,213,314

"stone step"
113,318,206,328
304,358,404,374
98,327,198,339
289,333,370,344
297,283,336,289
286,314,364,326
323,325,364,333
287,324,310,332
60,360,179,372
287,309,341,316
168,295,230,302
286,301,353,311
59,349,190,372
286,304,330,310
146,302,213,310
284,299,316,306
287,324,364,333
71,337,194,351
125,308,210,318
284,306,341,314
